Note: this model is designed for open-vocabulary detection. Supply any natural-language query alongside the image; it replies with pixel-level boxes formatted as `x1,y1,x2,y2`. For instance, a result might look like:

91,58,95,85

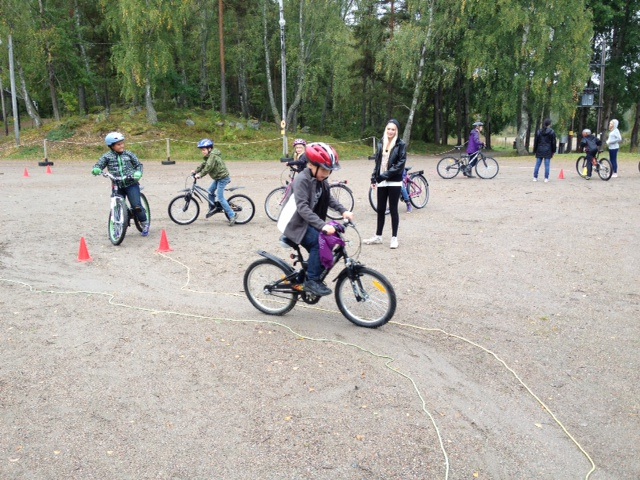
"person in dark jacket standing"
532,119,557,182
364,119,407,249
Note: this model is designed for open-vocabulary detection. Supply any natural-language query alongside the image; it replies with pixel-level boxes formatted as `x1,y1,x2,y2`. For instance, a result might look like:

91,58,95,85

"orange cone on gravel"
46,165,53,174
156,229,173,253
23,168,30,178
78,237,93,262
558,169,565,180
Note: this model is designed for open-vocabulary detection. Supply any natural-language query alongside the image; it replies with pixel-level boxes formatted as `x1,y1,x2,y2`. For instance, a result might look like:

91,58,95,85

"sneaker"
390,237,398,249
465,168,475,178
303,279,332,297
533,177,538,182
141,223,150,237
363,235,383,245
544,178,549,183
612,173,618,178
585,176,591,180
406,202,413,213
228,214,237,226
205,207,216,219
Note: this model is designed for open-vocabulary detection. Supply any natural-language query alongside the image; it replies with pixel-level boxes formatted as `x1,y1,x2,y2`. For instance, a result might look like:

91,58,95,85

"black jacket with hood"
533,127,557,158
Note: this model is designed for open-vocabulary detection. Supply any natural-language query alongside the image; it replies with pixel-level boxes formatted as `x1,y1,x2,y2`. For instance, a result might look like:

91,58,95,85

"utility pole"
8,35,20,146
597,38,606,140
277,0,288,158
218,0,227,114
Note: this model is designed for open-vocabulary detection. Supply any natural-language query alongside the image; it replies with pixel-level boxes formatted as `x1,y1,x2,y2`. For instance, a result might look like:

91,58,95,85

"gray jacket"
282,168,346,244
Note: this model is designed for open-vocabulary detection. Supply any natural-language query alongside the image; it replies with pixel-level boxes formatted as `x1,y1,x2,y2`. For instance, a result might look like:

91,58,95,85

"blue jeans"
207,176,235,218
609,148,618,173
300,226,322,281
534,157,551,179
118,183,147,223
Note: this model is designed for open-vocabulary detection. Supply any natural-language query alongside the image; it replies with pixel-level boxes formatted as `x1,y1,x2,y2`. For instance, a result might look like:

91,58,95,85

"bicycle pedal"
293,284,304,292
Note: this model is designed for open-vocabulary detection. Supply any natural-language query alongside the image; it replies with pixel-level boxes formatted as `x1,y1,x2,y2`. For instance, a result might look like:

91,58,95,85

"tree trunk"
516,87,529,155
145,79,158,125
0,72,8,135
38,0,60,121
630,99,640,152
219,0,227,114
75,0,100,109
17,63,42,128
285,0,307,131
321,72,333,133
262,0,281,124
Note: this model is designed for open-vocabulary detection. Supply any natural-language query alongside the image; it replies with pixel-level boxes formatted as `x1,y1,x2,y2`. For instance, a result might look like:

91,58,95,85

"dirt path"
1,156,639,479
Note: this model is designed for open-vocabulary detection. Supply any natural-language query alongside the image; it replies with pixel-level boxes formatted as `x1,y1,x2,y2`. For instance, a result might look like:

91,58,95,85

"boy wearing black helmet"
92,131,149,236
278,142,354,297
192,138,236,225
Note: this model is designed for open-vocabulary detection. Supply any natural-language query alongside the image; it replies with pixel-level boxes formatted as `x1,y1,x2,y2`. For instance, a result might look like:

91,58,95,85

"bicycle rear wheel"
368,186,377,213
437,157,461,179
243,258,298,315
335,267,396,328
328,184,354,220
133,193,151,232
475,156,499,179
408,174,429,208
168,194,200,225
264,186,287,221
597,158,612,180
226,194,255,224
108,197,128,246
575,156,588,177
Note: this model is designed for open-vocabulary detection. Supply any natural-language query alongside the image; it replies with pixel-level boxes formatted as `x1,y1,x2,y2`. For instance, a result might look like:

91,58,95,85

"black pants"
376,186,401,237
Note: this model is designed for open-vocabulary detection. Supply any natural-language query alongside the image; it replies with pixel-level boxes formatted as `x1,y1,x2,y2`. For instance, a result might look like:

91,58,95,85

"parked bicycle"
368,166,429,213
437,146,499,179
168,174,255,225
575,150,612,180
243,221,396,328
101,172,151,246
264,160,355,221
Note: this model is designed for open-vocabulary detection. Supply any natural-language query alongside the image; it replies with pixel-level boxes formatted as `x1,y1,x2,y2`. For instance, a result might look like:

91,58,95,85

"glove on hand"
92,167,102,176
133,171,143,181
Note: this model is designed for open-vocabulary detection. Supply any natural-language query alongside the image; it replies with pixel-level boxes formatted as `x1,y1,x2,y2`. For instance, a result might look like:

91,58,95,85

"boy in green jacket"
192,138,236,225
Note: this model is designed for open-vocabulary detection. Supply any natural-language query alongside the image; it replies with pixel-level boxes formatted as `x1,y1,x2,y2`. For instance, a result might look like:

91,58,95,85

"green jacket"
195,148,229,180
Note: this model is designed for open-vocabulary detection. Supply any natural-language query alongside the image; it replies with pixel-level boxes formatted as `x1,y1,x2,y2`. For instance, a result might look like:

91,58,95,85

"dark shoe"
465,169,475,178
205,207,216,218
303,279,332,297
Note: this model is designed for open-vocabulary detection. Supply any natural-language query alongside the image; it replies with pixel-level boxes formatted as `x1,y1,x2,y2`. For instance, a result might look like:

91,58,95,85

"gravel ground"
0,155,639,480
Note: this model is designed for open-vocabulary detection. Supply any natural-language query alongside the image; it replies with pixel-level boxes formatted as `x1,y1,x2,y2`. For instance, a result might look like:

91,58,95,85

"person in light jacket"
606,119,622,177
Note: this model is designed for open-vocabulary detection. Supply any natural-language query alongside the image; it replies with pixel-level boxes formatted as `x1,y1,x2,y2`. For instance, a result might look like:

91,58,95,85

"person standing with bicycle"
579,129,602,180
464,121,485,178
92,132,149,236
192,138,236,225
532,118,557,182
365,119,406,249
277,142,354,297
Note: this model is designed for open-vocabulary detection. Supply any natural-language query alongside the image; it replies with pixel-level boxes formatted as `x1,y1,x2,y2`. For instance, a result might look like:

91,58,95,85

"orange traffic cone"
46,165,53,174
156,229,173,253
558,169,565,180
78,237,93,262
23,168,30,178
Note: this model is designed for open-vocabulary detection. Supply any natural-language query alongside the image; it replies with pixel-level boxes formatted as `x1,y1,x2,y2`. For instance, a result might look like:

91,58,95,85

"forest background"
0,0,639,161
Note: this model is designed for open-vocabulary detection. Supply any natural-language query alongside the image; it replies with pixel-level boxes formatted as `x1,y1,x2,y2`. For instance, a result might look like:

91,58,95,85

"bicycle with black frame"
437,146,499,179
101,172,151,246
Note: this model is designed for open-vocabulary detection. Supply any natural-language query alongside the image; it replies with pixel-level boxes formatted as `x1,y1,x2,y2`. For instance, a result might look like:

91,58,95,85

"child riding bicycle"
277,142,354,297
579,129,602,180
92,131,149,236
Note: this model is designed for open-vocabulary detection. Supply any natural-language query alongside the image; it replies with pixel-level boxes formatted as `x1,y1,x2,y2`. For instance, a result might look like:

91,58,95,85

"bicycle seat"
279,235,299,249
405,166,412,172
454,145,464,150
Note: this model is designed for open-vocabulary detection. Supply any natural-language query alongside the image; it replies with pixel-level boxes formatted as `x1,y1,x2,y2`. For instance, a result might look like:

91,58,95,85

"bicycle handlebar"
102,172,132,182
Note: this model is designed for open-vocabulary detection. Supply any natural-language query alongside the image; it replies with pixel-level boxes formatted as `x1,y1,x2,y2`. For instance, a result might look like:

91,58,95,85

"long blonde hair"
382,123,398,156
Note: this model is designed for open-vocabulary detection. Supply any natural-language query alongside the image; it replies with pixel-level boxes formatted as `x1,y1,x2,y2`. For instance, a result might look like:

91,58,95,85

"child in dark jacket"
579,129,602,180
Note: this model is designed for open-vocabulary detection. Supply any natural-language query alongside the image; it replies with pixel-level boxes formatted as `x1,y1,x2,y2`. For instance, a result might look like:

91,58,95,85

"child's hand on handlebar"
342,211,354,222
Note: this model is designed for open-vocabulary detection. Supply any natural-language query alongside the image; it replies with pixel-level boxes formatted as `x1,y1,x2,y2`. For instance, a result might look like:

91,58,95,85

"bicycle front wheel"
168,194,200,225
243,258,298,315
264,186,287,221
576,156,588,177
133,193,151,232
328,184,355,220
597,158,612,181
108,197,129,246
368,186,377,213
335,267,396,328
475,156,499,179
227,194,255,224
437,157,461,179
408,174,429,208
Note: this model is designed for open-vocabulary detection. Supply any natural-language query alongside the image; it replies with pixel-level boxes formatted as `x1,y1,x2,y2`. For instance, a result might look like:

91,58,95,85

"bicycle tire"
368,186,377,213
264,186,287,221
335,266,396,328
408,174,429,208
243,258,298,315
133,193,151,232
597,158,612,181
226,194,255,224
168,194,200,225
475,156,499,179
437,157,461,179
576,156,587,178
108,197,128,246
328,184,354,220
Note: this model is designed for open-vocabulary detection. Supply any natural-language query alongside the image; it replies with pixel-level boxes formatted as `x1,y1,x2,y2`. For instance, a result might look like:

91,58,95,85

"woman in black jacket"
532,118,557,182
364,119,407,249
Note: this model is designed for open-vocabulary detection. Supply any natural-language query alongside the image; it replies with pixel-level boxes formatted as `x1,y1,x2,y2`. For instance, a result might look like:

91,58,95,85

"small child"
579,129,602,180
92,131,149,236
287,138,307,172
